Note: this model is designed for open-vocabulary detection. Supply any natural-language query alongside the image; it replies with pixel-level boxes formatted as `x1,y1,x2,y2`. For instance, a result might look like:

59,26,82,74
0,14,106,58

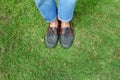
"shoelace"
48,28,56,36
64,28,70,36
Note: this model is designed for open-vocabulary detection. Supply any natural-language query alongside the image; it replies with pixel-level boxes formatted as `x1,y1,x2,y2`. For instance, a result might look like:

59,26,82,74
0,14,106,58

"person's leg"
58,0,76,27
35,0,57,22
35,0,59,48
58,0,76,48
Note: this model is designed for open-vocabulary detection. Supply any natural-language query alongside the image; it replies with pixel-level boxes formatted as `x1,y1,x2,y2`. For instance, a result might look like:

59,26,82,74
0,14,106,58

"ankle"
50,19,58,28
61,22,70,29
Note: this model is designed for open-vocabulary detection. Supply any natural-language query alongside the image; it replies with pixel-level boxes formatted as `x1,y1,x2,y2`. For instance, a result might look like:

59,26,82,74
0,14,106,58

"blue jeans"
35,0,76,22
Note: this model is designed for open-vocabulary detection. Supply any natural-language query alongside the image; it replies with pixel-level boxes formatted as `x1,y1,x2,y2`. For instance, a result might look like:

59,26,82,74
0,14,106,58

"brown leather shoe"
60,25,74,48
45,26,59,48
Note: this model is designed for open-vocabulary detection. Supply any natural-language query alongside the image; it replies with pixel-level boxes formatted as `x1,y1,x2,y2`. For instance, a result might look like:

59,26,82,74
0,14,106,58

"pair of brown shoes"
45,24,74,48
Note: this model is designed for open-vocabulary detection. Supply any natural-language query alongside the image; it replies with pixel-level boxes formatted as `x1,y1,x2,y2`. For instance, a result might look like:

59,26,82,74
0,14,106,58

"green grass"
0,0,120,80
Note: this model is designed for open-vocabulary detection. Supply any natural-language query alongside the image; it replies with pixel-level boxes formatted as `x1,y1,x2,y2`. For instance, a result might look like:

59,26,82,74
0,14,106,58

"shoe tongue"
49,27,57,34
50,27,56,30
63,27,69,31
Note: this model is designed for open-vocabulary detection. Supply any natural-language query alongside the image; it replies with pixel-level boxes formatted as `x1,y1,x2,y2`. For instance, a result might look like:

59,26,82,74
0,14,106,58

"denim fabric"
35,0,76,22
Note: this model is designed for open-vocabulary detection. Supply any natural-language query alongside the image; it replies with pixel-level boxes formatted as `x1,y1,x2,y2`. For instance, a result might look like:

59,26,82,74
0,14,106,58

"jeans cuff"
45,16,57,23
58,17,73,22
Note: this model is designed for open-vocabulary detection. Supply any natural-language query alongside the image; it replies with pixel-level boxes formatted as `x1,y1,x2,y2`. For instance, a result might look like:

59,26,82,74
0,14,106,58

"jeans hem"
46,16,57,23
58,17,73,22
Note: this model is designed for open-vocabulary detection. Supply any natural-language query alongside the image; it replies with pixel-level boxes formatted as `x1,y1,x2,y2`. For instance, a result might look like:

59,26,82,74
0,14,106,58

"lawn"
0,0,120,80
